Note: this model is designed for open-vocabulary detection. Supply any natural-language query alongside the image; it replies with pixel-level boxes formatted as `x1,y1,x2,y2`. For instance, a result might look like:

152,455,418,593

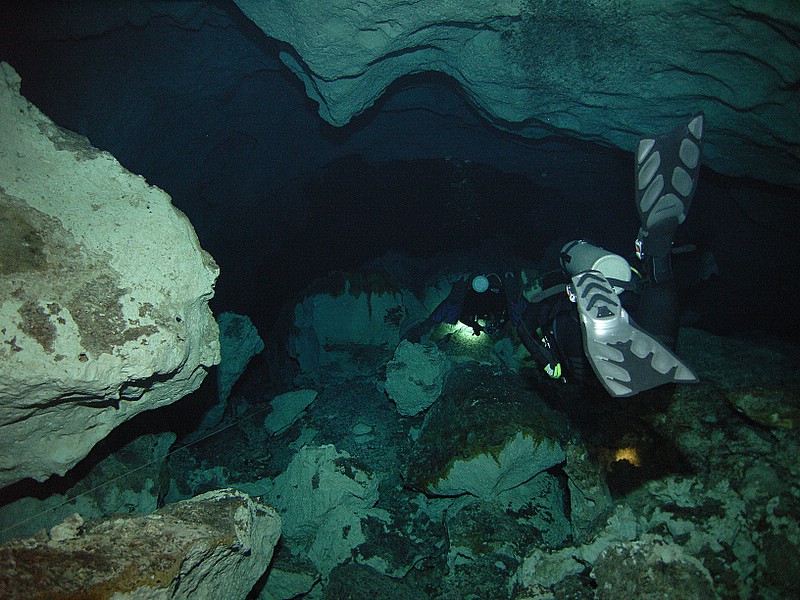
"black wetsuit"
404,274,510,342
517,265,676,384
458,277,509,335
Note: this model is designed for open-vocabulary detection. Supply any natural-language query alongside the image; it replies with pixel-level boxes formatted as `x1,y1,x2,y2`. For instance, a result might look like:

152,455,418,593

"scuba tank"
559,240,632,293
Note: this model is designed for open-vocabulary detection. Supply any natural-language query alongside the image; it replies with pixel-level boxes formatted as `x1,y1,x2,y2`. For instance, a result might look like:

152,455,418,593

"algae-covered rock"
384,340,451,417
405,363,568,499
564,441,613,544
727,385,800,429
0,488,280,599
592,535,718,600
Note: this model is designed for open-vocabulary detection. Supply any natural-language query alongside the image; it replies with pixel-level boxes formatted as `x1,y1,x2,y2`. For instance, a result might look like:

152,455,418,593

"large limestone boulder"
405,363,569,499
234,0,800,188
240,444,380,581
384,340,451,417
288,270,425,382
0,488,281,599
0,63,220,487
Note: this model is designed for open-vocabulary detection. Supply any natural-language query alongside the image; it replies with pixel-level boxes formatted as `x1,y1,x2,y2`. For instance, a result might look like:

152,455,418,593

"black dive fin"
635,113,704,256
571,270,698,397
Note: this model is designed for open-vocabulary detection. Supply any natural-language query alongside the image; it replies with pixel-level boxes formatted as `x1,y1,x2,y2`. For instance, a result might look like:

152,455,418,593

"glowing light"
450,322,491,346
612,447,641,467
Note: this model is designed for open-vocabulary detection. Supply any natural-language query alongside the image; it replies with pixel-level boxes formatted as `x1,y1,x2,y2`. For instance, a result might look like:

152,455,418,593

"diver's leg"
634,114,704,348
570,270,698,397
637,276,679,349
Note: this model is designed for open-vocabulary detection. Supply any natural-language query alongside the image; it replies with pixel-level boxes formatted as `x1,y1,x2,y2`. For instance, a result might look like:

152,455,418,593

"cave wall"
234,0,800,189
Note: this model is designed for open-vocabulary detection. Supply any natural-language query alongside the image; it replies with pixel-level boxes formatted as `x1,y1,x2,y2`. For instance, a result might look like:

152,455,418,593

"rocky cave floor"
167,303,800,597
2,259,800,600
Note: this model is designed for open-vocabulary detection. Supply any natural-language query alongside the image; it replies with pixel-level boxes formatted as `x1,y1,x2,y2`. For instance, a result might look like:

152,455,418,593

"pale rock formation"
217,311,265,404
430,431,564,499
244,444,380,582
234,0,800,188
0,488,281,599
384,340,451,417
289,272,424,382
263,388,319,435
0,62,220,487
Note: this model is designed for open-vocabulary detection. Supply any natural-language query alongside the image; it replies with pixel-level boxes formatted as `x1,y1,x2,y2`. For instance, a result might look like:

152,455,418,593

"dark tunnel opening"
1,0,799,345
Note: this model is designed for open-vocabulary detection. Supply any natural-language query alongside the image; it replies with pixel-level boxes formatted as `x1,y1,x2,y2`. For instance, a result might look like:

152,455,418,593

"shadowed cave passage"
261,155,562,305
1,1,798,343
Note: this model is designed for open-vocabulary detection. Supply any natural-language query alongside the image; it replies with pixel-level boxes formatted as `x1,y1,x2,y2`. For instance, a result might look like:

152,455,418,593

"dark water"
2,2,797,345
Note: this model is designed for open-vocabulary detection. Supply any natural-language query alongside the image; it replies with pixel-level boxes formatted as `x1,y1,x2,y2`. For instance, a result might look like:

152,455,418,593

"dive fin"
571,270,698,397
635,113,704,257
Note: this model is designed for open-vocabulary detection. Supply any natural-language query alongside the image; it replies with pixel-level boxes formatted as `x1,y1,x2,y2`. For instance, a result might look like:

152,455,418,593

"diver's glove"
544,362,562,379
539,334,564,380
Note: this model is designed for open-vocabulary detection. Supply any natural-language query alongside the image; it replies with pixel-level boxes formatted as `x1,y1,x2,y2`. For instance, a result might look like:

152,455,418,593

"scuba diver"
402,113,703,398
514,113,705,397
404,272,512,342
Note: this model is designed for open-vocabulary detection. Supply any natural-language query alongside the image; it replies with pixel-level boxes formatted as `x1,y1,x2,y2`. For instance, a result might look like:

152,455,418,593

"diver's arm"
402,316,437,343
516,304,563,379
460,313,482,336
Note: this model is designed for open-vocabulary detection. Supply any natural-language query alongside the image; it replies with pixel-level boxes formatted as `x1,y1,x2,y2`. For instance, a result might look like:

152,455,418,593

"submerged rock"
384,340,451,417
264,389,319,435
592,535,718,600
288,270,419,383
563,442,613,544
0,62,220,487
216,312,265,405
0,488,281,599
727,385,800,429
324,562,421,600
406,363,568,499
258,444,380,580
